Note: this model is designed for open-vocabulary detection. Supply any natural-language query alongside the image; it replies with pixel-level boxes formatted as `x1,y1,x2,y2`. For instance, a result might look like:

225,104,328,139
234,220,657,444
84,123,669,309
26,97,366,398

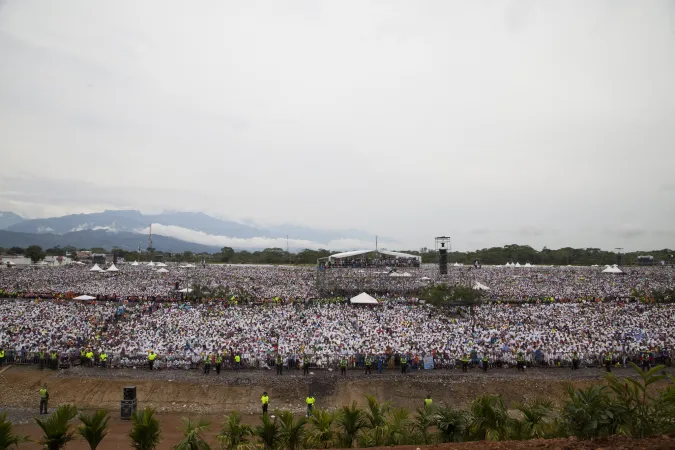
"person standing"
481,354,488,372
516,352,525,372
50,350,58,370
203,353,211,375
0,347,4,367
100,351,107,369
604,353,612,373
461,354,470,373
234,353,241,372
148,350,157,371
305,392,315,418
572,351,580,370
377,355,383,374
303,355,310,376
340,357,347,376
261,391,269,415
275,354,283,376
364,356,372,375
400,354,407,374
215,354,222,375
39,384,49,415
424,394,433,409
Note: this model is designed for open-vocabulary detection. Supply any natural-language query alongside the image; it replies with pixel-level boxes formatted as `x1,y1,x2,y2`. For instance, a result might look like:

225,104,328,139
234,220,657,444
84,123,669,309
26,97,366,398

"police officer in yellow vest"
80,348,86,366
340,357,348,376
50,350,58,370
215,354,223,375
39,350,45,370
85,349,94,367
148,350,157,371
275,354,283,376
234,354,241,371
39,384,49,415
305,392,315,418
100,351,108,369
0,347,4,367
400,355,408,374
424,394,433,409
261,391,269,415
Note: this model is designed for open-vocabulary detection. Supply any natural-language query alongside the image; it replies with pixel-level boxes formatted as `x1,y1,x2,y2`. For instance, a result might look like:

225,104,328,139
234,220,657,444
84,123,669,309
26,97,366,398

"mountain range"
0,210,384,252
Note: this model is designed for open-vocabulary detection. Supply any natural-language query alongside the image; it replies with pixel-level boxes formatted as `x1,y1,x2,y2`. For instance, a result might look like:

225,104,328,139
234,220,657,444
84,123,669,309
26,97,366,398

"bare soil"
3,365,674,449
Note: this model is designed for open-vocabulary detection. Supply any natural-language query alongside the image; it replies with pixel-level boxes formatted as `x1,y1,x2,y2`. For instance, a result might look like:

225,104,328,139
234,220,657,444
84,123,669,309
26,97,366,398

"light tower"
148,224,153,251
435,236,451,275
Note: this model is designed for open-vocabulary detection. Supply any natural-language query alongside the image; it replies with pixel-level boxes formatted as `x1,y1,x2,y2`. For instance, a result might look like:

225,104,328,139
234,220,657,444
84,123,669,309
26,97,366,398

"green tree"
78,410,110,450
467,394,510,441
25,245,46,264
435,404,467,443
217,411,253,450
360,395,390,447
7,247,24,255
386,407,411,446
412,404,436,444
253,413,280,450
129,408,162,450
335,402,366,448
0,412,29,450
34,404,79,450
277,411,305,450
559,384,618,439
510,398,554,440
174,417,211,450
220,247,235,263
303,409,336,449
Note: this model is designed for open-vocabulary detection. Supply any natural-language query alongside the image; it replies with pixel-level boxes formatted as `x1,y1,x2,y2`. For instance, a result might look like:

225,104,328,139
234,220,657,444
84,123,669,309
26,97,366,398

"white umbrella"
156,268,169,273
73,295,96,300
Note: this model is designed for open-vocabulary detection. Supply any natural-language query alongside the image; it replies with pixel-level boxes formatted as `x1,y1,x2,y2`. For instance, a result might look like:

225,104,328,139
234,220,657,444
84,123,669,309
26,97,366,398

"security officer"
604,353,612,373
305,392,315,418
364,355,372,375
516,352,526,372
215,354,223,375
340,357,348,376
50,350,58,370
400,354,408,374
377,355,383,374
481,354,489,372
275,353,283,376
100,351,108,369
39,349,46,370
148,350,157,371
572,351,580,370
461,354,470,373
261,391,269,415
424,394,433,409
0,347,4,367
80,348,86,366
39,384,49,415
85,348,94,367
234,353,241,371
203,353,211,375
303,355,310,376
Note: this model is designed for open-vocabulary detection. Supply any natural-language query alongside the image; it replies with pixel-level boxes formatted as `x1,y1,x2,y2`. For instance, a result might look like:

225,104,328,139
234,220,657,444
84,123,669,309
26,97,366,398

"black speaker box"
123,386,137,400
121,399,137,419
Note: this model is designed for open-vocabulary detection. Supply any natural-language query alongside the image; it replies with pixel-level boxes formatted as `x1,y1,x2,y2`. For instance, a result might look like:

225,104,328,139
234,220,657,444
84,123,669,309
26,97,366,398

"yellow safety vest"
261,395,269,405
86,352,93,359
235,355,241,363
148,353,157,361
100,353,107,361
424,398,433,406
40,389,48,399
0,350,5,357
306,396,315,405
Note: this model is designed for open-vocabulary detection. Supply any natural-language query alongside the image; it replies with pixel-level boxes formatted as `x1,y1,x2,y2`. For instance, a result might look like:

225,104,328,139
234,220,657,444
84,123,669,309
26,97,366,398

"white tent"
504,263,512,267
147,261,155,266
6,261,16,266
131,261,139,266
602,266,623,274
473,282,491,291
591,264,599,267
420,276,432,281
177,288,193,293
350,292,379,305
90,264,103,272
106,264,119,272
453,262,462,267
180,263,196,268
156,262,167,267
73,295,96,300
515,262,521,267
524,263,532,267
389,272,412,277
156,268,169,273
72,261,85,265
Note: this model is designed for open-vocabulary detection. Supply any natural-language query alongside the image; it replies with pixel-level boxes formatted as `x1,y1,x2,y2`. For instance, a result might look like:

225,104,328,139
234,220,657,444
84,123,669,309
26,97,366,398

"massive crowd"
0,263,672,372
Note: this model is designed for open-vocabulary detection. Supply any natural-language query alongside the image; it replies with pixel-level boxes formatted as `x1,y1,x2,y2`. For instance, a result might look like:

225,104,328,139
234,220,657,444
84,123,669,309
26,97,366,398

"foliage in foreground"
0,413,29,450
78,410,110,450
34,404,79,450
129,408,162,450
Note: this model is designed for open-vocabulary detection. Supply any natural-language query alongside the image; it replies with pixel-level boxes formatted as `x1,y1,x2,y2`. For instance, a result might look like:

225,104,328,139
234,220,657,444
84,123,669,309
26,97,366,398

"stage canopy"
327,249,421,263
73,295,96,300
602,266,623,274
350,292,379,305
474,282,491,291
177,288,193,293
156,268,169,273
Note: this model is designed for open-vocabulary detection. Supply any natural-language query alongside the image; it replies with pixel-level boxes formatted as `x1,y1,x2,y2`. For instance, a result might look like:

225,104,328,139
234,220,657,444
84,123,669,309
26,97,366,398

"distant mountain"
0,211,24,230
6,209,389,244
0,230,221,253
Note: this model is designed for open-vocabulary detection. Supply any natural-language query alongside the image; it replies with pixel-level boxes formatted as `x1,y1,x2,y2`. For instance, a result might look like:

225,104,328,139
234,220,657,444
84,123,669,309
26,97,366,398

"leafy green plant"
411,403,436,444
278,411,306,450
435,404,467,443
336,402,366,448
360,395,391,447
560,384,618,439
78,410,110,450
0,413,29,450
386,407,412,446
303,408,336,449
510,398,554,440
467,394,510,441
217,411,253,450
34,404,79,450
253,413,280,450
129,408,162,450
174,417,211,450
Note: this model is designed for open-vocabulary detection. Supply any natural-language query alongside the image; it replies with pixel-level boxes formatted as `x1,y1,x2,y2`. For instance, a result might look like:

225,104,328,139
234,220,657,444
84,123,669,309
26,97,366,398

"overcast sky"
1,0,674,252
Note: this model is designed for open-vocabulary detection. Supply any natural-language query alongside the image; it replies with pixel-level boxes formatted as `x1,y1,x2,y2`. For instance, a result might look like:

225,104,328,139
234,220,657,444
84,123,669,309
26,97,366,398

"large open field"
2,365,675,449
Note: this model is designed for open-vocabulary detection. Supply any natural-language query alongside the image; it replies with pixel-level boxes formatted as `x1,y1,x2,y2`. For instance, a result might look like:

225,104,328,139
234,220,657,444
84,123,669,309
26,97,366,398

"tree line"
1,364,674,449
2,244,673,266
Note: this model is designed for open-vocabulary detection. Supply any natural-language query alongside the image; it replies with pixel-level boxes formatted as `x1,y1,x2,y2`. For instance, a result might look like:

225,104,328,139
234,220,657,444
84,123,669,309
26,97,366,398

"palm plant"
277,411,306,450
435,404,467,443
174,417,211,450
386,407,412,446
0,413,29,450
560,384,617,439
253,412,280,450
217,411,253,450
335,402,366,448
412,404,436,444
360,395,390,447
467,394,510,441
303,408,336,449
78,410,110,450
34,404,79,450
129,408,162,450
510,398,554,440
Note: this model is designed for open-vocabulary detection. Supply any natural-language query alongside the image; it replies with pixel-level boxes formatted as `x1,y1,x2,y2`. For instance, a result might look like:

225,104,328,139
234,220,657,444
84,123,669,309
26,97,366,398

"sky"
1,0,674,252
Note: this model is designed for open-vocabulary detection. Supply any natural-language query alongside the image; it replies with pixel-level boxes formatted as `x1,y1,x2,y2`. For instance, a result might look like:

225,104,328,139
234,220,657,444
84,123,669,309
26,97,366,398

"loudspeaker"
123,386,137,400
121,399,137,419
439,249,448,275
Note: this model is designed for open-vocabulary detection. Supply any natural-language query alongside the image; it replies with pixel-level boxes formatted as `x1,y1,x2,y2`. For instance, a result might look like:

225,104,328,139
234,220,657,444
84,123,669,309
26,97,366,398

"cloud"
139,224,394,251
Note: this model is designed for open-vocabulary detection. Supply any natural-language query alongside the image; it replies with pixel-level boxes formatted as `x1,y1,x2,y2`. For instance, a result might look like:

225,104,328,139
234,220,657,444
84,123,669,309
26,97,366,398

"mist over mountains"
0,210,386,252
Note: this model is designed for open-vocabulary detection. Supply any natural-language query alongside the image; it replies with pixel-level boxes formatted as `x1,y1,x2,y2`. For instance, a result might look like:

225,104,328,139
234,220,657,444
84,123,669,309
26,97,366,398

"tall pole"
615,247,623,266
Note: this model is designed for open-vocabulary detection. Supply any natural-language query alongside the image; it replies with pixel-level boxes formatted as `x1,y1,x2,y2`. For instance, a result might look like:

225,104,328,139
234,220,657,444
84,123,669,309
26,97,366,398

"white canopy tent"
156,268,169,273
147,261,155,266
602,266,623,274
350,292,379,305
389,272,412,277
180,263,196,268
453,262,462,267
177,288,193,293
73,295,96,300
524,263,532,267
90,264,103,272
420,276,432,281
473,282,491,291
131,261,139,266
106,264,119,272
327,249,421,263
155,262,167,267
